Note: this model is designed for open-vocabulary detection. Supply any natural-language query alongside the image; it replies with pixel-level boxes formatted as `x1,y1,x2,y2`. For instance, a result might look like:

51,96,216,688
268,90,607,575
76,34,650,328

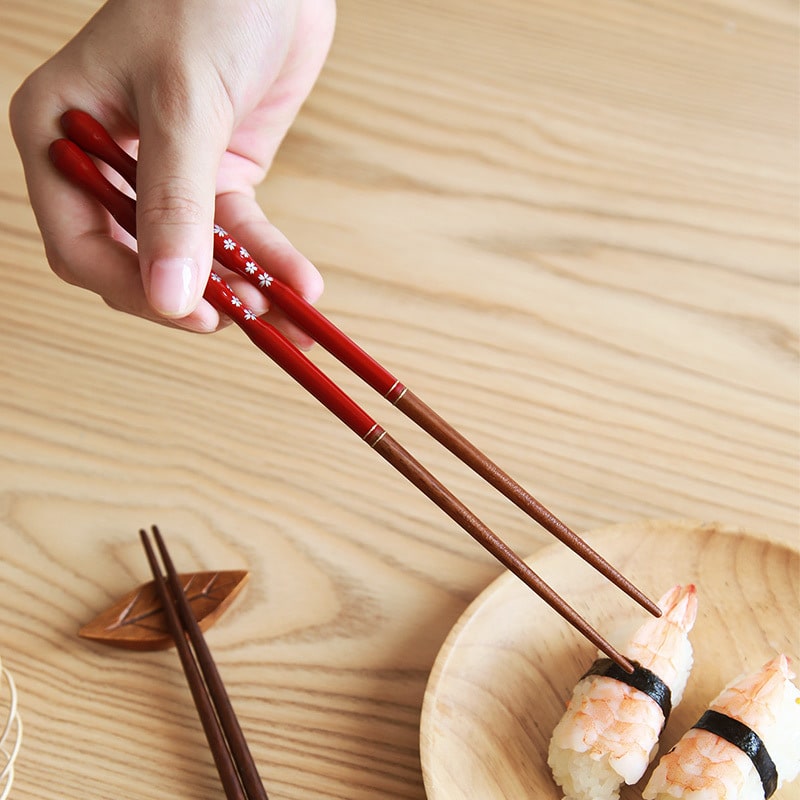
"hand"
10,0,335,342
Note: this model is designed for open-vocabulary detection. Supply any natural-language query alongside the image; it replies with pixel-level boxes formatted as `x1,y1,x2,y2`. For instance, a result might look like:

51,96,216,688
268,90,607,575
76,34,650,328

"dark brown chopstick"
140,527,268,800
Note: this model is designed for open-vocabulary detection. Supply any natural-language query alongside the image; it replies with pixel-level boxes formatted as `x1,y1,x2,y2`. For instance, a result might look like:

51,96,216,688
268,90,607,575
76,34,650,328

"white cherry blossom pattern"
243,308,257,321
210,226,278,306
230,296,242,308
210,272,222,282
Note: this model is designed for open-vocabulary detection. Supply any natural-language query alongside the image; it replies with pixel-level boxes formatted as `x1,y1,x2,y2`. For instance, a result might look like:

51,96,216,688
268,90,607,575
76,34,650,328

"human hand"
10,0,335,341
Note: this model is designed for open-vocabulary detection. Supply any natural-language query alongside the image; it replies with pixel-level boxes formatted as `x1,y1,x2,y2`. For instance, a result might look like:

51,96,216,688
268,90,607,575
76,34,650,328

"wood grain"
0,1,797,798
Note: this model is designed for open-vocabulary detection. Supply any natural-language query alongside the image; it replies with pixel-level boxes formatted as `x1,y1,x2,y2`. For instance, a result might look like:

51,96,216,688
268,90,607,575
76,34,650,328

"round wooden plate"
420,520,800,799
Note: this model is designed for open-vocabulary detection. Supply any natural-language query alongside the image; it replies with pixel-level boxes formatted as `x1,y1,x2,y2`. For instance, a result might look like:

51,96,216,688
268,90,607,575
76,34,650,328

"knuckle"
140,59,230,136
138,180,205,228
43,245,78,286
146,64,198,128
8,86,28,136
102,296,124,313
9,72,45,138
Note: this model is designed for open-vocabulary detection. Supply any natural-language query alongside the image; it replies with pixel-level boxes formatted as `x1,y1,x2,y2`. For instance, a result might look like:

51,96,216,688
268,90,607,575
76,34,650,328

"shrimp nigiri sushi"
547,584,698,800
643,654,800,799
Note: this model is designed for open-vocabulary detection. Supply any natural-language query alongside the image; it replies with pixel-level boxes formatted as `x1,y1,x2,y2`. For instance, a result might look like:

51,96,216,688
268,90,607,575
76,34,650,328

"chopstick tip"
643,596,663,618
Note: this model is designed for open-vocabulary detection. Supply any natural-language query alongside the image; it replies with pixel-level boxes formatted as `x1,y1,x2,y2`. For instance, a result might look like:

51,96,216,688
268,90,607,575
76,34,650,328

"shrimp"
547,584,698,800
643,654,800,799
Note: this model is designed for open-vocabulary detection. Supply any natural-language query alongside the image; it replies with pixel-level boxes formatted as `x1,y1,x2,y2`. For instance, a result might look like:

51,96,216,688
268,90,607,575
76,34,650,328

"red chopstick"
140,526,268,800
60,109,651,615
50,112,660,671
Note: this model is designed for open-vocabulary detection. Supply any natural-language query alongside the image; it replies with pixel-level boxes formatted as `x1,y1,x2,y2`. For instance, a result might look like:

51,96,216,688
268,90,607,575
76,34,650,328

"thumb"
135,110,227,318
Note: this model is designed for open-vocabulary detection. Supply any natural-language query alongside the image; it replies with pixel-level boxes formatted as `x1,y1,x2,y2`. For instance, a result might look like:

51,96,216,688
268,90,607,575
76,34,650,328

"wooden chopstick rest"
79,569,249,650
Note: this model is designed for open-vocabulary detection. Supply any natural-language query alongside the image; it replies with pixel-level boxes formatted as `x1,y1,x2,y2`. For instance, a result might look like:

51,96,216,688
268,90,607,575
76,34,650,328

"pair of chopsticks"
140,525,268,800
50,110,660,672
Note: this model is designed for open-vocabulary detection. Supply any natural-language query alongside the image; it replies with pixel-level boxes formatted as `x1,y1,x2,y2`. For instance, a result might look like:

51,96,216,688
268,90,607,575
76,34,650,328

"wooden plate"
420,520,800,799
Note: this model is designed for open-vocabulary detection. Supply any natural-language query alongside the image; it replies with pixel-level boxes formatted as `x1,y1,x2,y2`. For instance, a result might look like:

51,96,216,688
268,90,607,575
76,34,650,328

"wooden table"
0,1,797,798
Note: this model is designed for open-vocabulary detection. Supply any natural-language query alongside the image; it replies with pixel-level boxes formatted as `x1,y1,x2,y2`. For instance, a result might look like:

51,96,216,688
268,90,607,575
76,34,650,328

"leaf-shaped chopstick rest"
79,570,249,651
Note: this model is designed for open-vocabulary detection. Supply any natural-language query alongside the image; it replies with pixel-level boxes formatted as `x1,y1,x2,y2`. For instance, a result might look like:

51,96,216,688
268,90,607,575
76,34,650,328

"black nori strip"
692,709,778,798
581,658,672,726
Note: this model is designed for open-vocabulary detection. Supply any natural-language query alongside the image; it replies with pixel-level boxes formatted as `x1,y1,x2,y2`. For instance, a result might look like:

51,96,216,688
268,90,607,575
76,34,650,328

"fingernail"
148,257,198,316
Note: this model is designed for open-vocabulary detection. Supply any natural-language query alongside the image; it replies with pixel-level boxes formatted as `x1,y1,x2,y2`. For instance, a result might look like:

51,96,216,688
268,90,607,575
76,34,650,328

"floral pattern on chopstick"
213,225,275,305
